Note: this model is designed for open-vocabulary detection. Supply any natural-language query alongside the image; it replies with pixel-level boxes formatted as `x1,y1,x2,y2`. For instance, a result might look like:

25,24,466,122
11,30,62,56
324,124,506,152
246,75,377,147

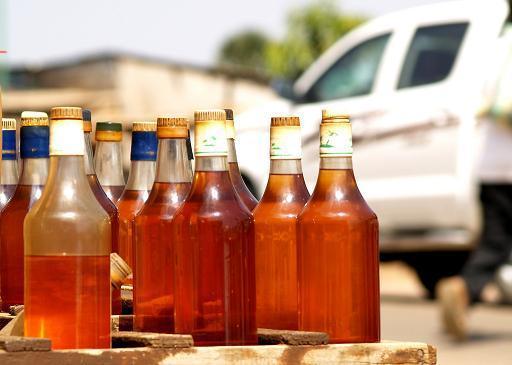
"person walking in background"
437,118,512,341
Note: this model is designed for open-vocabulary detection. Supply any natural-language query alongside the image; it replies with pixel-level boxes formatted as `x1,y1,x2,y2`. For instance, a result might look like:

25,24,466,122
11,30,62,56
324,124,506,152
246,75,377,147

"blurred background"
1,0,512,363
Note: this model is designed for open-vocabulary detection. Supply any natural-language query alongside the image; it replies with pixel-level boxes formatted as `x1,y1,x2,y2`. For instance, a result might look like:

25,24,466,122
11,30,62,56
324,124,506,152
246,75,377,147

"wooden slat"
257,328,328,346
0,335,51,352
112,331,193,348
0,342,436,364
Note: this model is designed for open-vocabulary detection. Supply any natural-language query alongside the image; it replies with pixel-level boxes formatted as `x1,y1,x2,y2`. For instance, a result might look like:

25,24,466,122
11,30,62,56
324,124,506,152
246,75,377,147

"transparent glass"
228,139,258,210
24,155,111,349
0,158,48,311
134,139,192,333
173,156,256,346
0,159,19,209
253,159,309,330
85,132,121,314
297,157,380,343
94,140,125,203
117,160,155,272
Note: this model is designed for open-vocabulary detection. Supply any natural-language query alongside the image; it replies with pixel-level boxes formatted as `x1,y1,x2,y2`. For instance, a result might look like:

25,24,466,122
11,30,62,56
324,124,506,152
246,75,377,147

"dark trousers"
462,184,512,302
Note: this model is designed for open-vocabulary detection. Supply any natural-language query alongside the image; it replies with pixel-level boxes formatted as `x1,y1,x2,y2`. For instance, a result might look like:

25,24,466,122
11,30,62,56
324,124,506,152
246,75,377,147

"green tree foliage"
217,0,364,81
217,31,269,74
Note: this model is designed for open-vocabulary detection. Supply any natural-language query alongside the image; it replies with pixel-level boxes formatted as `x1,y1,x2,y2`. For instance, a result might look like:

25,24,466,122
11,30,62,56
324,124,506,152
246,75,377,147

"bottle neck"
155,138,193,183
270,159,303,174
126,160,155,191
19,158,49,185
320,156,353,170
84,132,95,175
44,155,92,203
227,138,238,164
94,140,125,186
195,156,228,172
1,160,18,185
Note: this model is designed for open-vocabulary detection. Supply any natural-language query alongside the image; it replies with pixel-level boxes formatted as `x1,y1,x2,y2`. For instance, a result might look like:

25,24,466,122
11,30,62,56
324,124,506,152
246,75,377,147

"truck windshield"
398,22,468,89
304,33,391,102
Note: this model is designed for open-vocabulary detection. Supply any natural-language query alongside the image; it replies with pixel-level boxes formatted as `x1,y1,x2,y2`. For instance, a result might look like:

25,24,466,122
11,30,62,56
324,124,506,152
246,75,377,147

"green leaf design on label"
271,142,281,150
320,130,338,148
202,136,217,147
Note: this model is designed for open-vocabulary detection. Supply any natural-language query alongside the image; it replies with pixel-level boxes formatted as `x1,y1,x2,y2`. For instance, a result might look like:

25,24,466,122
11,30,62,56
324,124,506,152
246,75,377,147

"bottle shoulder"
298,195,377,223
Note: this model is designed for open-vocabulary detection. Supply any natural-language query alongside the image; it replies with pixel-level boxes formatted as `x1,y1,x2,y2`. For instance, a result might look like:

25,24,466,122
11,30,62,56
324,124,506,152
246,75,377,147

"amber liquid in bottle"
24,108,111,349
0,114,49,311
134,119,192,333
118,123,157,273
253,117,309,330
174,110,256,346
226,111,258,211
84,123,121,314
297,114,380,343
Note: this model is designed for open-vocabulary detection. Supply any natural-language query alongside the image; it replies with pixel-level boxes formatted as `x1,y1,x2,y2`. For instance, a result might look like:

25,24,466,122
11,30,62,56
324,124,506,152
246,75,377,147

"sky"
1,0,443,67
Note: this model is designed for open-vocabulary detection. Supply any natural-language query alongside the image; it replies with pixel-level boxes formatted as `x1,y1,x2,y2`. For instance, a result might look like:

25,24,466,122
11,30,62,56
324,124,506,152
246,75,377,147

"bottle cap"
194,109,228,157
320,109,352,157
50,107,83,120
133,121,157,132
82,109,92,133
96,122,122,142
2,118,17,160
321,109,350,122
270,116,300,127
270,116,302,160
224,108,236,139
131,122,157,161
21,111,49,127
157,116,188,139
2,118,16,130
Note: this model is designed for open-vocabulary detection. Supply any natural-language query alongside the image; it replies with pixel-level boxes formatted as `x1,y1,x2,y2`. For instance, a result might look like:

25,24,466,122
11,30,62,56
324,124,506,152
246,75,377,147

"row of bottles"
0,106,379,349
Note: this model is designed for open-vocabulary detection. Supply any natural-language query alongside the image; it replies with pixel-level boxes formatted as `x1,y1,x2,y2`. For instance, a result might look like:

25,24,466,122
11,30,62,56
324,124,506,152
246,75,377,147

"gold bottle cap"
50,107,83,120
96,122,123,142
194,109,226,122
321,109,350,122
82,109,92,133
21,111,49,127
133,121,157,132
2,118,16,130
157,116,188,138
270,116,300,127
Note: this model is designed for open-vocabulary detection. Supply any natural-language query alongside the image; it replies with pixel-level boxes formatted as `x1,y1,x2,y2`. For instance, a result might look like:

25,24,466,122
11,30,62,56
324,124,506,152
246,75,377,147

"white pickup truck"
235,0,512,294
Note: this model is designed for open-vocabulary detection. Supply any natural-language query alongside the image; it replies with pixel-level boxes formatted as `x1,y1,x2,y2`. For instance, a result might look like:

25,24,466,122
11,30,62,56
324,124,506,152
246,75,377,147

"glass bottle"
297,110,380,343
0,111,49,311
94,121,125,203
83,110,121,314
24,107,111,350
173,109,256,346
134,116,192,333
117,122,157,275
0,118,19,209
253,116,309,330
225,109,258,211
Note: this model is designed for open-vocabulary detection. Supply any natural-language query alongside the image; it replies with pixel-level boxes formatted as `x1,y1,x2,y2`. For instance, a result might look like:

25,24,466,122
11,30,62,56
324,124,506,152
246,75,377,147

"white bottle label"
50,119,85,156
320,121,353,157
194,120,228,157
270,126,302,159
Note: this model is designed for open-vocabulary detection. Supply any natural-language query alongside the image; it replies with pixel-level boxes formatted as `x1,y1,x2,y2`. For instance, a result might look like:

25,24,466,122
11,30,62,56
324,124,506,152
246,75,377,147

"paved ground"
380,263,512,365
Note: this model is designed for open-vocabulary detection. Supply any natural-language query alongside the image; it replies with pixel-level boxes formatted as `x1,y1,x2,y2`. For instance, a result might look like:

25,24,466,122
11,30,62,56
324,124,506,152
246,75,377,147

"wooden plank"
112,331,193,348
0,342,436,364
0,335,51,352
257,328,328,346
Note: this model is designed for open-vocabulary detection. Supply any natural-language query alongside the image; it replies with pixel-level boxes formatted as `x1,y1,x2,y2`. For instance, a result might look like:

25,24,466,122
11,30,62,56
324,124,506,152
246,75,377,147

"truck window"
305,33,390,102
398,23,468,89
